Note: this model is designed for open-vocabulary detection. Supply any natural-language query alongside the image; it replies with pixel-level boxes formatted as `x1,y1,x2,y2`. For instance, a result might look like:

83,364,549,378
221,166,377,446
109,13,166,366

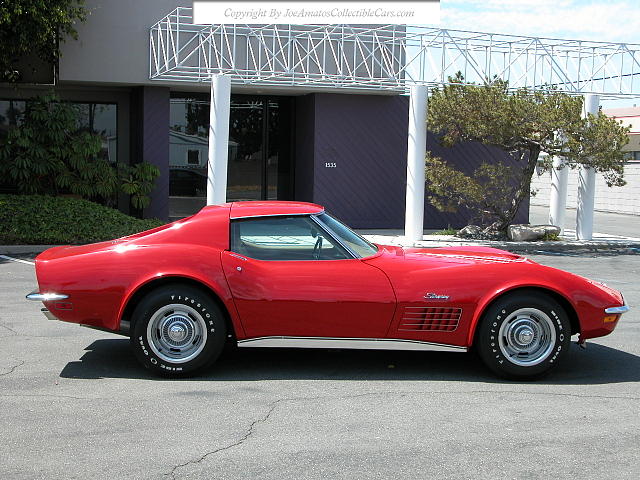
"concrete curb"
415,240,640,254
0,245,59,256
362,234,640,255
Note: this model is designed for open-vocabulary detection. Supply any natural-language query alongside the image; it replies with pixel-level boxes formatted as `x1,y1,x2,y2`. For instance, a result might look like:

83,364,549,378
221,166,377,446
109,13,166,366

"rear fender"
116,269,245,338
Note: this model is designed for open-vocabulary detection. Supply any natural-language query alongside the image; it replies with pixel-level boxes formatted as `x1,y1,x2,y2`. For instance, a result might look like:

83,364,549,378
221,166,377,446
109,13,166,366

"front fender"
465,280,578,346
465,264,624,346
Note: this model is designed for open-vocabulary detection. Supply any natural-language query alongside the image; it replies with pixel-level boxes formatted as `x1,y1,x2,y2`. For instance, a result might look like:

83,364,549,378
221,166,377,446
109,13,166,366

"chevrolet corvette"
27,201,629,379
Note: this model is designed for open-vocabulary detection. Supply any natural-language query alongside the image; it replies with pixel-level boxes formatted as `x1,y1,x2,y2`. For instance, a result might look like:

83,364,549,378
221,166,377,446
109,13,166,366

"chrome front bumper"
604,305,630,314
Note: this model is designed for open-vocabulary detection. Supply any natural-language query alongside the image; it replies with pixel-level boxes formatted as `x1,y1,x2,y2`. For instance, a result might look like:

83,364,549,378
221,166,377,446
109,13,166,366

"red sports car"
27,201,629,379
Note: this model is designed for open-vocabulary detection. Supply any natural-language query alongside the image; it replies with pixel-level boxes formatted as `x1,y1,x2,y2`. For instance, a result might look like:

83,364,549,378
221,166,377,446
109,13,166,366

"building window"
1,100,117,197
73,103,118,165
169,93,293,219
1,100,117,165
187,149,200,165
0,100,26,137
624,151,640,162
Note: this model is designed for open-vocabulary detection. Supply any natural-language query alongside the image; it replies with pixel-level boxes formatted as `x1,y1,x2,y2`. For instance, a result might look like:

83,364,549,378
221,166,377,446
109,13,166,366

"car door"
221,215,396,338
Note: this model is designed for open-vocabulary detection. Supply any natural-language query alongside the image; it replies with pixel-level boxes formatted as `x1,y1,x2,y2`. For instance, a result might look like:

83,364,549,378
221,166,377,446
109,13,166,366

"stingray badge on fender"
424,292,450,300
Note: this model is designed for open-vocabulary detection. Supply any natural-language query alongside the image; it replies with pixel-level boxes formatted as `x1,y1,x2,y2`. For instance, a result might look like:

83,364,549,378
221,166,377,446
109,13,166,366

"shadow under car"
59,338,640,385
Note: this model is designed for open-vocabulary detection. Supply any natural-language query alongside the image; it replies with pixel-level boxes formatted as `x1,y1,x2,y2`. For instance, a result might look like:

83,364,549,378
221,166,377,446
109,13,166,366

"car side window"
230,216,351,261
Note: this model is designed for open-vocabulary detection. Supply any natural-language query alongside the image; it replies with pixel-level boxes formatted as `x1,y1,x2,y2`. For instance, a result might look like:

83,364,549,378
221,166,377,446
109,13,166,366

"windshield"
315,213,378,258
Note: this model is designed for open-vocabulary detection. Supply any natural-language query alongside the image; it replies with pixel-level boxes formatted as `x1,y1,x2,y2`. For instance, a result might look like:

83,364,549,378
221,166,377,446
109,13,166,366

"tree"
425,73,630,232
0,0,87,82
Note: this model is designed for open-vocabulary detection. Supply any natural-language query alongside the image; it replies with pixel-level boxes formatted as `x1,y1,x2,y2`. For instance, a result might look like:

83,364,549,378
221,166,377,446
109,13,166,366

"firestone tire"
476,292,571,380
130,285,227,377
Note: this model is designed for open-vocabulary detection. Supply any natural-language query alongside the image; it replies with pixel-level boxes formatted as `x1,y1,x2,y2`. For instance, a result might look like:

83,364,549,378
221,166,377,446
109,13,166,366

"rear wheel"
476,292,571,379
130,285,226,376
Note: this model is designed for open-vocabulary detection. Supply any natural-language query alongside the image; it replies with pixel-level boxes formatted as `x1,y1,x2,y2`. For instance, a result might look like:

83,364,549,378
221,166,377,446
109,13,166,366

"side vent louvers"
400,307,462,332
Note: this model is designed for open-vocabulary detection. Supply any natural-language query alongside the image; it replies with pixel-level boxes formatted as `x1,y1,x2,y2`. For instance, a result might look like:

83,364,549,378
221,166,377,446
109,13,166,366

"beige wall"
59,0,186,85
59,1,404,92
531,160,640,216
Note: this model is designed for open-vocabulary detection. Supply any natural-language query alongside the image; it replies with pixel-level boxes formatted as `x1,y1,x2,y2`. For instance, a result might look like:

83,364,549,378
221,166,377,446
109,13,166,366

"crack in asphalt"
164,388,640,478
165,398,283,480
426,388,640,401
0,393,95,401
0,324,76,341
0,323,18,336
336,389,640,402
0,360,24,377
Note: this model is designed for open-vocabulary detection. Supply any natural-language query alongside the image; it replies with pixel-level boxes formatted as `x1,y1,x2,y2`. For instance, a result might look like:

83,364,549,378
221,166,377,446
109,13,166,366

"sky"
440,0,640,44
437,0,640,108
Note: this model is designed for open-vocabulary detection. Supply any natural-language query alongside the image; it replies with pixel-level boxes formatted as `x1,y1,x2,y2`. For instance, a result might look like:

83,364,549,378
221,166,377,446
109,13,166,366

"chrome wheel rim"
498,308,556,366
147,304,207,364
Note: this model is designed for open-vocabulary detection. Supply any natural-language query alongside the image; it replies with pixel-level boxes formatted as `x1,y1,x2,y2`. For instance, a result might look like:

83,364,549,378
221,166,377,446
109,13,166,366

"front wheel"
130,285,227,376
476,292,571,380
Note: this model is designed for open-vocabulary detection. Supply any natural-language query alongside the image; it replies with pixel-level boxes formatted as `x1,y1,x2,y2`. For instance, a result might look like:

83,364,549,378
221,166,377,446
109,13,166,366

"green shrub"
0,194,164,245
430,227,458,236
542,232,560,241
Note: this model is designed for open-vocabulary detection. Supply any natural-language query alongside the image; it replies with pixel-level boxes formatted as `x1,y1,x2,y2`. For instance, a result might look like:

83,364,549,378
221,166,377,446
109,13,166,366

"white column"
207,74,231,205
576,94,600,240
404,84,428,242
549,155,568,233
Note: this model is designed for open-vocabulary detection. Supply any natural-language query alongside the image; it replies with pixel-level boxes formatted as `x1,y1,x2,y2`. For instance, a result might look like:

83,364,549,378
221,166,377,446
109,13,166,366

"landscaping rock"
508,224,561,241
508,225,539,241
483,229,508,241
457,225,482,238
532,225,561,237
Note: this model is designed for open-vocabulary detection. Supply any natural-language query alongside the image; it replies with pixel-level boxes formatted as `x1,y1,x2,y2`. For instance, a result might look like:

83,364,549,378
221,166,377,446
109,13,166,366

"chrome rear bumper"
26,291,69,301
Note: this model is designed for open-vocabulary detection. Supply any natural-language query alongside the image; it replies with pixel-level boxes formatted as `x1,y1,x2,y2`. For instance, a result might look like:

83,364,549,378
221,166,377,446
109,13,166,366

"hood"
401,245,530,265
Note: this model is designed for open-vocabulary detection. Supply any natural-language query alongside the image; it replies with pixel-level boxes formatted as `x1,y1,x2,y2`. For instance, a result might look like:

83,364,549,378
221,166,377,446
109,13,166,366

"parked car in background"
169,168,207,196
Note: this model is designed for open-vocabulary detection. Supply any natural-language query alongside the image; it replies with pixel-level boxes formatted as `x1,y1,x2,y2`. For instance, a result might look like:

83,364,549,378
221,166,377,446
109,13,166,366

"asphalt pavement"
0,252,639,479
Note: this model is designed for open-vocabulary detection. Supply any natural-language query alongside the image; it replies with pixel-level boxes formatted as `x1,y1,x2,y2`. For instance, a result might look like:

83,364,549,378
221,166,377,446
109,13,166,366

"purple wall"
294,94,316,203
311,93,408,228
296,92,529,229
132,86,170,220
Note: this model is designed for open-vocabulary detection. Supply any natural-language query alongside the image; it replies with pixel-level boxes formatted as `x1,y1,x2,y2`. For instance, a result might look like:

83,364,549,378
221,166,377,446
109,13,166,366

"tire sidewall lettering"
131,287,226,375
479,295,571,378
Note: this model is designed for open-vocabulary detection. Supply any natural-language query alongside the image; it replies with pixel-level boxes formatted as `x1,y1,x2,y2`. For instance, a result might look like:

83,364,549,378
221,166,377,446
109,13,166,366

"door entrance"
227,96,293,201
168,94,293,219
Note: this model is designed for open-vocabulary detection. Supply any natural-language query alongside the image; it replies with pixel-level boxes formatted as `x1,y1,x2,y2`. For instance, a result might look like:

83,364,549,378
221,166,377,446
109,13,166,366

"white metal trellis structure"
150,7,640,239
151,7,640,95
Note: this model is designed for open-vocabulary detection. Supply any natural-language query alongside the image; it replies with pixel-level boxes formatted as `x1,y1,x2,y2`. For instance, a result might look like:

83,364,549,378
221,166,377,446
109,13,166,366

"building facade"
0,0,529,228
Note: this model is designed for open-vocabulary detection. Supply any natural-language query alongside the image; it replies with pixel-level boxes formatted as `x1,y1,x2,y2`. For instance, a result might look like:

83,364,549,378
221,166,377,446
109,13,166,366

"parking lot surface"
1,252,639,479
